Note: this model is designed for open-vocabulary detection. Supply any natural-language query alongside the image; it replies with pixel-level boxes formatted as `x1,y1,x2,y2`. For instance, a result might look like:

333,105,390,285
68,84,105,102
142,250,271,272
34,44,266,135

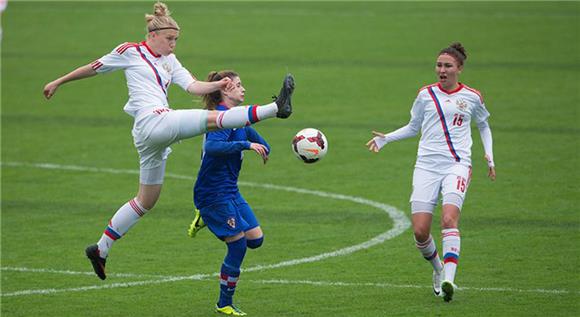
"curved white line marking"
1,161,410,296
2,267,576,297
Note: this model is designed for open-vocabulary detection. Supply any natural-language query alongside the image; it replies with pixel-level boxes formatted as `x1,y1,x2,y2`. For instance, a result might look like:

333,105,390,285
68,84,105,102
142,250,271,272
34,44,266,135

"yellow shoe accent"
187,209,206,238
215,305,247,316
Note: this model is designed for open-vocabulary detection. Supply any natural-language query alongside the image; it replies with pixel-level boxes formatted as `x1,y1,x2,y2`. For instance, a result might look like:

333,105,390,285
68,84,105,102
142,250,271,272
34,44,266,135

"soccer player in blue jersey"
191,70,272,316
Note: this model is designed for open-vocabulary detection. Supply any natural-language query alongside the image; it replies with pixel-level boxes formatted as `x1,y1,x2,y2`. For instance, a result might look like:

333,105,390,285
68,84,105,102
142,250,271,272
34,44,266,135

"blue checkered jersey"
193,105,270,209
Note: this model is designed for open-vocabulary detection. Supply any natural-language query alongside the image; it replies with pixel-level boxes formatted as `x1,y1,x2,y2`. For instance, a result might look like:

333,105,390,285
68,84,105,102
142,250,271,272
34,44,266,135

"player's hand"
43,81,60,99
250,143,269,164
218,77,233,92
366,131,386,153
484,154,496,181
488,166,496,181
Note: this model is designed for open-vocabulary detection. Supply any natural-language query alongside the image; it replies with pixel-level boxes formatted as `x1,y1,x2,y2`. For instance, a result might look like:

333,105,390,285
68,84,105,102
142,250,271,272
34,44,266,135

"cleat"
433,269,443,297
85,244,107,280
441,280,457,302
187,208,206,238
215,304,247,316
274,73,294,118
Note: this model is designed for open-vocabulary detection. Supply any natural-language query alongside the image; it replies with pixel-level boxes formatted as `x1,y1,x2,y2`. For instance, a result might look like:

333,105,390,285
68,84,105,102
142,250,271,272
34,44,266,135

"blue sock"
218,237,247,308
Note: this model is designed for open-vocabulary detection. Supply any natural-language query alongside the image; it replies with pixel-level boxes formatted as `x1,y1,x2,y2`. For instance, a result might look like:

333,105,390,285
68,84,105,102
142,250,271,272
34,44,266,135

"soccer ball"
291,128,328,163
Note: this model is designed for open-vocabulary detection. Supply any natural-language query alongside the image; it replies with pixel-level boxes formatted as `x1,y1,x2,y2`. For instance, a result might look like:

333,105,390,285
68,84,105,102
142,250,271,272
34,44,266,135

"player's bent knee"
246,236,264,249
413,229,430,243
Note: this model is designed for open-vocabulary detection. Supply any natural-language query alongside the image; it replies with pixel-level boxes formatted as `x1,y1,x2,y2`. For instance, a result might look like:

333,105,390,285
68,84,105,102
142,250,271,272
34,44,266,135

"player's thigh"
134,141,171,185
410,168,443,213
167,109,209,139
200,200,250,241
441,164,471,210
235,196,260,231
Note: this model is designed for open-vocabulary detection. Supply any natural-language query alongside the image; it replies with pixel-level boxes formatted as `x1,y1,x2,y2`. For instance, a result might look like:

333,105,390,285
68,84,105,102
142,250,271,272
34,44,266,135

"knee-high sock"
442,228,461,283
415,235,443,272
218,237,247,308
96,198,148,258
215,103,277,129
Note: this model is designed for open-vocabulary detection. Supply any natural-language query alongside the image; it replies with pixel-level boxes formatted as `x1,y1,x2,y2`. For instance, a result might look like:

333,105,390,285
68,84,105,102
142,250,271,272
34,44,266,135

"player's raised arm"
187,77,232,96
43,64,97,99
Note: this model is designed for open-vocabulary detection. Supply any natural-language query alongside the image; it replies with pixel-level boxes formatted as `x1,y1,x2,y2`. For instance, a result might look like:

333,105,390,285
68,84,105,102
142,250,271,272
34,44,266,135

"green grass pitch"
2,1,579,316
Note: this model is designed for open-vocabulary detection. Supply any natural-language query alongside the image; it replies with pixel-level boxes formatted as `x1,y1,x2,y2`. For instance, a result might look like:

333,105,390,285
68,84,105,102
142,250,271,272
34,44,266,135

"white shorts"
132,107,208,184
410,164,472,213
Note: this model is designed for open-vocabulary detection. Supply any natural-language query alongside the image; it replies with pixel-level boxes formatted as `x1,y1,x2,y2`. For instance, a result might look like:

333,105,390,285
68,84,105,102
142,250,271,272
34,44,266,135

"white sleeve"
473,99,490,124
374,95,424,150
171,56,196,91
91,43,132,74
477,120,495,167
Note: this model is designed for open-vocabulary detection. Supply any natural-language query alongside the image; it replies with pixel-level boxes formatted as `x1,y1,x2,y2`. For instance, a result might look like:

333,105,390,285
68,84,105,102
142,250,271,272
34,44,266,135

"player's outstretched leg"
85,244,107,280
208,73,295,132
274,73,294,118
187,208,206,238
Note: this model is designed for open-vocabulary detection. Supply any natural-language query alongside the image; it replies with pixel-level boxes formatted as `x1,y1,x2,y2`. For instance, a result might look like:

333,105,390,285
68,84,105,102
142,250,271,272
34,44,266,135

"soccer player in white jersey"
366,42,496,302
42,2,294,281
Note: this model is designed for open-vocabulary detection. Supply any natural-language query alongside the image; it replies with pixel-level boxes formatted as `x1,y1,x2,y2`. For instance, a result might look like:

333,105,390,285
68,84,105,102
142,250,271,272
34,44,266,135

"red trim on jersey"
427,86,461,162
463,84,484,104
437,82,464,95
141,41,161,58
135,46,167,96
116,42,138,55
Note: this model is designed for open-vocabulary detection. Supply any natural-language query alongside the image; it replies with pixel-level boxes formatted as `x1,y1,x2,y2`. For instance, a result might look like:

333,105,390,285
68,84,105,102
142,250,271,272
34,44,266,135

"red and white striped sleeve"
91,42,136,74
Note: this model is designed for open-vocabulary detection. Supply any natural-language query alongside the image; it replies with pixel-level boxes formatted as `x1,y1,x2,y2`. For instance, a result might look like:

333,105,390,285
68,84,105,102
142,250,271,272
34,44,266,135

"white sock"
215,103,277,129
415,235,443,272
442,228,461,283
97,198,148,258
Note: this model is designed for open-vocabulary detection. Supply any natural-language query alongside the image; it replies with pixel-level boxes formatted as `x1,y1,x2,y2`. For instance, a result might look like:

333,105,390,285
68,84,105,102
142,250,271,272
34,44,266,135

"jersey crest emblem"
456,99,468,111
227,217,236,229
162,63,172,73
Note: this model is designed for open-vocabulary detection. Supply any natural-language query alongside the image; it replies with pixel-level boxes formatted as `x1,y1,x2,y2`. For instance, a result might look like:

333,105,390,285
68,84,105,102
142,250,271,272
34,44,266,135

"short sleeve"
171,56,196,91
473,98,490,124
408,91,426,129
91,43,134,74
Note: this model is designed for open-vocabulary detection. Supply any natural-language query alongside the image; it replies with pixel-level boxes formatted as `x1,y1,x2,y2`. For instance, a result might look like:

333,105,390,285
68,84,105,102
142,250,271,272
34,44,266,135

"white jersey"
379,83,490,172
91,41,196,117
412,83,489,170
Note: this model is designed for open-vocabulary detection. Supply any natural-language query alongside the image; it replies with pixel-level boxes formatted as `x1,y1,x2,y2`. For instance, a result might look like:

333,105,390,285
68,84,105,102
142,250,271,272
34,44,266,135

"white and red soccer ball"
291,128,328,163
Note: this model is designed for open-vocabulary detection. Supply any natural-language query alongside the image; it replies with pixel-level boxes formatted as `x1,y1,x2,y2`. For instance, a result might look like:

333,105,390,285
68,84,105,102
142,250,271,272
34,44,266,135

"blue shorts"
199,195,259,240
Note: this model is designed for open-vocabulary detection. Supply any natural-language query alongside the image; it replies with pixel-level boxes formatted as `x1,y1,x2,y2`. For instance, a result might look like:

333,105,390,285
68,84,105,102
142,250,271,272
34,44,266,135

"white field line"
1,267,577,297
1,161,409,295
4,162,577,297
1,161,410,272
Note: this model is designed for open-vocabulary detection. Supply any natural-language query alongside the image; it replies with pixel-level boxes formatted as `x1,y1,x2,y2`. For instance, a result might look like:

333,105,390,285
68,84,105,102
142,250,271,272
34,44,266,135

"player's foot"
441,280,457,302
274,73,294,118
85,244,107,280
215,304,247,316
433,269,443,297
187,208,206,238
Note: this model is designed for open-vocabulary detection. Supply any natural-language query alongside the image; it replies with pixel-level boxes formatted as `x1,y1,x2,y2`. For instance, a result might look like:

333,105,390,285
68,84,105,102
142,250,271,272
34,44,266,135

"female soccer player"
42,2,294,281
366,43,495,302
192,70,270,316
